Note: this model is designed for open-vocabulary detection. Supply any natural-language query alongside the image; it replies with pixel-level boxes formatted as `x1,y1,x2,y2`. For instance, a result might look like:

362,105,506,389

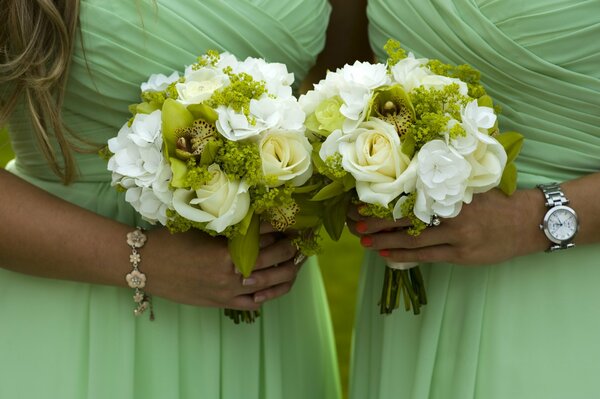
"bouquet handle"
380,260,427,315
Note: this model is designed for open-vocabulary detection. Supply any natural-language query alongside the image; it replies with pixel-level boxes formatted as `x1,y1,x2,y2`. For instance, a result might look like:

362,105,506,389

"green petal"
162,99,194,158
169,158,189,188
187,103,219,123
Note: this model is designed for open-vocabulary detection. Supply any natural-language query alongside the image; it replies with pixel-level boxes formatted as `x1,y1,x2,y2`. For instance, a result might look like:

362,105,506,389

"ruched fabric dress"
351,1,600,398
0,1,341,398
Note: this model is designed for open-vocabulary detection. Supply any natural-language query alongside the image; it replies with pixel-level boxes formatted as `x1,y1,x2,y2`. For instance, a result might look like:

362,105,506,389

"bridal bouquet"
106,50,319,323
300,40,523,314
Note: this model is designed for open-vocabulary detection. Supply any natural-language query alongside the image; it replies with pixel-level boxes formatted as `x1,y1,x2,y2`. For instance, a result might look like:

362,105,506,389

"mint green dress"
351,1,600,398
0,1,341,398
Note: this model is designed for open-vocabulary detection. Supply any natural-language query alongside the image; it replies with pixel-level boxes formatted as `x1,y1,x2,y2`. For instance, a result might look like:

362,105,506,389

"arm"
0,168,301,309
347,172,600,265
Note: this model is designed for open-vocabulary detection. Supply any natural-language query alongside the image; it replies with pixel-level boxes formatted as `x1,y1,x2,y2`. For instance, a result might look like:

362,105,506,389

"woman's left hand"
347,188,549,266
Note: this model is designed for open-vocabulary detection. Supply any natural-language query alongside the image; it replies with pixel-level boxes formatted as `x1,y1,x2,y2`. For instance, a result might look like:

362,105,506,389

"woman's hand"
347,189,549,266
144,225,304,311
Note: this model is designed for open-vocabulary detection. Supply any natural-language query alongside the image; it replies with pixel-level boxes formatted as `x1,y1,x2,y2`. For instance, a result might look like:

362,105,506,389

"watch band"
538,182,570,208
537,182,576,252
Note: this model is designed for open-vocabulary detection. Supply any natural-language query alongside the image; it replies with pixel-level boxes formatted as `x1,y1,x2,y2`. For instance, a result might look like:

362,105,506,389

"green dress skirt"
351,1,600,398
0,1,341,398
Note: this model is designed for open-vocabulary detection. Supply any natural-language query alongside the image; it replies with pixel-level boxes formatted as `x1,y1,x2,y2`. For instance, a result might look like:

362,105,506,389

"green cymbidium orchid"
368,85,417,157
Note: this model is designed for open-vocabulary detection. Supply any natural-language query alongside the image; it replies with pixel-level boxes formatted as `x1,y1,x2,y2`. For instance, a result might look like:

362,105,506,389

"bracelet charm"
126,228,154,320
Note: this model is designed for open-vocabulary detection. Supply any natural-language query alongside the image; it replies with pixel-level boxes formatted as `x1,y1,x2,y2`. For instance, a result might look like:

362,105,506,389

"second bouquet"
107,50,318,323
301,40,522,315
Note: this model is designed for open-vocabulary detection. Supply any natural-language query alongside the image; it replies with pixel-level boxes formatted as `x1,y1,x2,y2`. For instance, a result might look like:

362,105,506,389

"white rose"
464,134,507,198
414,140,472,222
327,118,417,206
176,68,228,105
172,164,250,233
260,129,313,187
141,71,179,92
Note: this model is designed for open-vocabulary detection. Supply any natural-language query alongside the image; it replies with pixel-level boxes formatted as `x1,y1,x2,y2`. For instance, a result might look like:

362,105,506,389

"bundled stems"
224,309,261,324
379,266,428,315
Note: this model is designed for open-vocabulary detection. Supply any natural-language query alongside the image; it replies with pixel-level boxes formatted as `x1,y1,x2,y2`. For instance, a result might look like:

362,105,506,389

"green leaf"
498,162,518,195
187,103,218,123
496,131,524,164
477,95,494,108
311,180,345,201
169,158,188,188
322,192,352,241
162,98,194,158
228,212,260,278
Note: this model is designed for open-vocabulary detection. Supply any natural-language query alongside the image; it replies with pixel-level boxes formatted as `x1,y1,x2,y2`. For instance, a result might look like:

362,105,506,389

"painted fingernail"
356,221,368,233
360,236,373,247
254,294,266,303
242,277,256,286
379,249,390,257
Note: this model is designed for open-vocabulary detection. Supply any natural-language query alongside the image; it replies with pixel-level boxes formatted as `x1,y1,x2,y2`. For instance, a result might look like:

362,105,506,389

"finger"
240,260,299,295
347,204,363,221
259,232,279,249
352,217,412,236
253,281,294,304
225,294,263,311
361,225,454,250
260,221,276,234
379,245,456,264
253,238,297,270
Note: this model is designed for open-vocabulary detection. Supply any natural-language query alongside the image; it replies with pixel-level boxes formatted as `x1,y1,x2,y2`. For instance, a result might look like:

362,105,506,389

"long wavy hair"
0,0,81,183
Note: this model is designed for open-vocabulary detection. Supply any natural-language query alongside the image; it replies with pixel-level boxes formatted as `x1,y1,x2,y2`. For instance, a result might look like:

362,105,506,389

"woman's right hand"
143,227,303,311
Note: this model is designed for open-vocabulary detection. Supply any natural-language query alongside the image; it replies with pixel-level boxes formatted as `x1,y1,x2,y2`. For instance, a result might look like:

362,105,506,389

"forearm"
513,172,600,256
0,168,131,287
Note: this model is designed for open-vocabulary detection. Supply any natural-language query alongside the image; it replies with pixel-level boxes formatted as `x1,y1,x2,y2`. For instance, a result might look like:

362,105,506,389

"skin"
0,167,302,311
347,173,600,265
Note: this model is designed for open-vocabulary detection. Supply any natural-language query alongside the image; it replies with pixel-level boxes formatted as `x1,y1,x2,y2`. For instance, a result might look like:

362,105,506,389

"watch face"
546,206,578,242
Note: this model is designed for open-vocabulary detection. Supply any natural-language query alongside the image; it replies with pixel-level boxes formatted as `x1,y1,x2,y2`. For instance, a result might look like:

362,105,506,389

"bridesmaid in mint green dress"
349,1,600,398
0,1,341,398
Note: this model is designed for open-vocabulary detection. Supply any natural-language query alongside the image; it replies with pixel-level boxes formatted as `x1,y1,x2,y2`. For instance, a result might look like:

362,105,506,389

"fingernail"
356,221,368,233
293,252,307,266
379,249,390,257
360,235,373,247
242,277,256,286
254,294,266,303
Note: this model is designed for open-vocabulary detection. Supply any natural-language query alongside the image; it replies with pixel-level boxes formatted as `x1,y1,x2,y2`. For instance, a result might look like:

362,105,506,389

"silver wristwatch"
537,182,578,252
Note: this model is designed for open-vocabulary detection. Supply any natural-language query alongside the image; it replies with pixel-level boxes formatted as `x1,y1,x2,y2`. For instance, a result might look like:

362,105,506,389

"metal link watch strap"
538,182,570,207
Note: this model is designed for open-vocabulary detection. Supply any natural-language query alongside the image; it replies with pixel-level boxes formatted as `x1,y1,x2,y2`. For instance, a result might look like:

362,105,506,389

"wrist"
514,188,549,256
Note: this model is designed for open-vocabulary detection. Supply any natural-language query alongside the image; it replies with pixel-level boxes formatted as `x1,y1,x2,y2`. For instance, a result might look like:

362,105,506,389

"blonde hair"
0,0,81,183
